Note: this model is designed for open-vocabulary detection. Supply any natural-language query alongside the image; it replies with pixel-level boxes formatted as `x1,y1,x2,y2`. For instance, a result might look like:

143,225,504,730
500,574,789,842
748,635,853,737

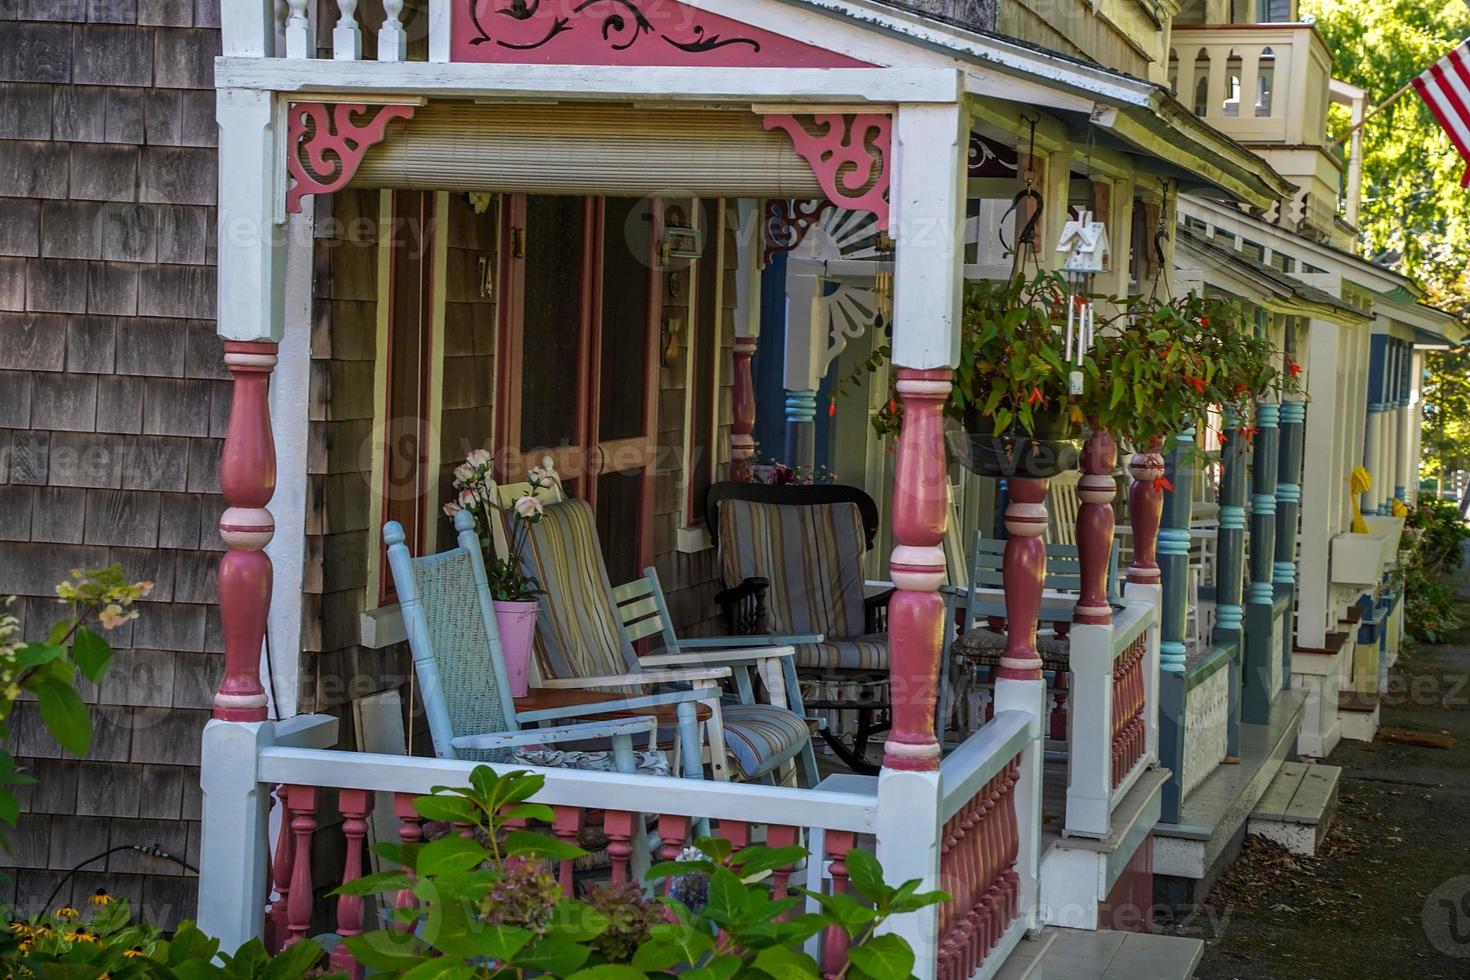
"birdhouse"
1056,209,1110,273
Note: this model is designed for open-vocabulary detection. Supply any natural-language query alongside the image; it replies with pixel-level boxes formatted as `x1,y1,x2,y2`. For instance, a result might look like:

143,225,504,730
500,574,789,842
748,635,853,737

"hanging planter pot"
951,404,1079,479
492,599,539,698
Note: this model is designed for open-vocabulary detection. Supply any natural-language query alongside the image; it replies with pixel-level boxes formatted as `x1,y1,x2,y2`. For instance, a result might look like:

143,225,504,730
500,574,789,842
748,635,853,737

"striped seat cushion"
793,635,889,672
520,499,640,683
659,703,811,781
716,499,868,640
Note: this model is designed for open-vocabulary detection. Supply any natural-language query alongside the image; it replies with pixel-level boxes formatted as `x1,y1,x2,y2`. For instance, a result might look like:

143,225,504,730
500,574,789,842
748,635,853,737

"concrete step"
1247,760,1341,856
994,928,1203,980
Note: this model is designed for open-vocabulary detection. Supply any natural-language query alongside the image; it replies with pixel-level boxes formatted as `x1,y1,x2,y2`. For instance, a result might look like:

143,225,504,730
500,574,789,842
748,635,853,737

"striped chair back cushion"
716,499,867,640
520,498,640,681
407,548,513,763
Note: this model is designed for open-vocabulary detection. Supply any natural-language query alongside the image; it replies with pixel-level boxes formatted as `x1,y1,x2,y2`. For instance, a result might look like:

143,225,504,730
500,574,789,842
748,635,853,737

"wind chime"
1058,207,1109,393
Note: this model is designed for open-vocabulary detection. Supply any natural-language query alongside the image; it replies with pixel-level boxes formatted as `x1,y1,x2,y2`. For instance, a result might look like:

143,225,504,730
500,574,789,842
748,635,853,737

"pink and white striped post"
215,340,277,722
996,477,1049,682
1127,438,1165,586
884,367,953,771
1074,428,1118,626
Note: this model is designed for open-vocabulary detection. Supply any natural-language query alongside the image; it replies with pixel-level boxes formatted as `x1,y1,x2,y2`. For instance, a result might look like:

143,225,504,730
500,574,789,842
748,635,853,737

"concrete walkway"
1186,602,1470,979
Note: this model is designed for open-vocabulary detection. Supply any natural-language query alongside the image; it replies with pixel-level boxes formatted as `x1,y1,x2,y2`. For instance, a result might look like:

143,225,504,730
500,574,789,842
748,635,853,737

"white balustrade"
333,0,361,60
379,0,407,62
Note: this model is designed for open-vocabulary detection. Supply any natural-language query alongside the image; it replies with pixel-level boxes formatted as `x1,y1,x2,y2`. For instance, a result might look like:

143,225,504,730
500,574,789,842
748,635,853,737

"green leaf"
693,836,733,863
704,867,751,930
752,944,822,979
501,801,556,824
545,899,610,942
504,829,587,861
260,938,326,980
467,764,499,803
396,958,477,980
219,937,270,977
842,848,887,903
629,939,684,972
168,922,223,967
342,931,425,970
683,956,745,980
510,937,591,975
847,934,916,980
331,869,414,896
729,845,807,879
806,890,876,934
411,794,478,825
72,627,112,684
645,923,715,965
36,680,90,755
566,966,649,980
475,924,534,962
12,644,64,670
415,834,488,876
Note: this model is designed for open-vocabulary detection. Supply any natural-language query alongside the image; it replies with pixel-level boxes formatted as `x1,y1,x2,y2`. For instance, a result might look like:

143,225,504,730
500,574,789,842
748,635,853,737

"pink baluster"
1127,439,1165,586
393,793,423,932
266,784,293,953
331,789,373,978
821,831,856,978
1075,428,1118,625
603,810,637,883
997,477,1049,681
215,341,276,722
730,336,757,481
1001,760,1021,921
551,806,584,897
766,825,800,902
284,785,317,947
936,814,960,980
718,819,752,852
884,367,952,771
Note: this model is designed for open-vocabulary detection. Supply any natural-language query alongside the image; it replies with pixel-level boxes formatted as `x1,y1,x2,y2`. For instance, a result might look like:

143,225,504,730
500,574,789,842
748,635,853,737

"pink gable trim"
452,0,872,67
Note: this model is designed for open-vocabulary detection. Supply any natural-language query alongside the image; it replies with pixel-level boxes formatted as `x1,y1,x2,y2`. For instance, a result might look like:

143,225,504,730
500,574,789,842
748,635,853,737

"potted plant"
847,271,1083,478
444,450,547,697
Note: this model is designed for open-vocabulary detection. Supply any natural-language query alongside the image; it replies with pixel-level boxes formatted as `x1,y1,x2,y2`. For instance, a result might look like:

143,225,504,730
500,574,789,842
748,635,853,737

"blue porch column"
1157,426,1195,821
784,389,818,469
1364,334,1388,516
1213,412,1249,757
1274,400,1306,691
1242,402,1280,724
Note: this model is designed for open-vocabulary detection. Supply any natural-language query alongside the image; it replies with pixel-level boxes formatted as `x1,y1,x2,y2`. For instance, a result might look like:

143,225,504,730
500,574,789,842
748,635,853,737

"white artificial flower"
514,495,545,520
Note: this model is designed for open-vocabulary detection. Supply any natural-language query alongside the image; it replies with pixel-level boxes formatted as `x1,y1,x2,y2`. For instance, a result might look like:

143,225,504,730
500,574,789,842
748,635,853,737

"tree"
1304,1,1470,487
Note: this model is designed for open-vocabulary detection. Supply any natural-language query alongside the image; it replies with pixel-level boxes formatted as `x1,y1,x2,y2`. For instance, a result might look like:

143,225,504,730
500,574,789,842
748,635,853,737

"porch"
194,2,1301,977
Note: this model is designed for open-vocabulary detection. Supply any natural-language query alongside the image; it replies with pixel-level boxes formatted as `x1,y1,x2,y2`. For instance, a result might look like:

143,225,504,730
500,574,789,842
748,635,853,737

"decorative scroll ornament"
286,102,416,214
968,133,1019,178
763,114,891,231
764,199,833,265
454,0,870,67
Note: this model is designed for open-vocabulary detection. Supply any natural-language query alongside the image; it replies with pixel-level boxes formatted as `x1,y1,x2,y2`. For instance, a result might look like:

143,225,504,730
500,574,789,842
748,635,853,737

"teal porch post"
1243,402,1280,724
1157,426,1195,821
1274,400,1306,691
784,388,818,469
1213,412,1248,757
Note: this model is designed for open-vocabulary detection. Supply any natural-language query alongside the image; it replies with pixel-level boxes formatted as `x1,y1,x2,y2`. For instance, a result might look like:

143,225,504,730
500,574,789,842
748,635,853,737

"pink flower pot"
492,599,539,698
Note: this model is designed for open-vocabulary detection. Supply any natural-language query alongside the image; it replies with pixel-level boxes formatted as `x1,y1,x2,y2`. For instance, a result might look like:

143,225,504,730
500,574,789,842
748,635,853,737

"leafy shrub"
339,765,949,978
1401,500,1470,642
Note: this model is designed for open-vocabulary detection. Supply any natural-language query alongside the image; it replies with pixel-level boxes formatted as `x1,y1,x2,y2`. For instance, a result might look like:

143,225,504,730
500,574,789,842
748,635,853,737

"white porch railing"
1063,594,1160,839
197,703,1044,979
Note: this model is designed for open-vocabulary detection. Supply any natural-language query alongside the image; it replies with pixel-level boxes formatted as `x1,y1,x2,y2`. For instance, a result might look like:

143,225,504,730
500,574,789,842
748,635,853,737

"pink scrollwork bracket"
286,102,416,214
762,113,891,232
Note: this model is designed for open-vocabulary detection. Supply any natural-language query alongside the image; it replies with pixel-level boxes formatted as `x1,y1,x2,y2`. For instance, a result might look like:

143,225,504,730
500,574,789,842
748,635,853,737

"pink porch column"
730,335,757,480
884,367,951,772
1126,439,1165,587
996,478,1048,681
215,340,276,721
1074,429,1117,625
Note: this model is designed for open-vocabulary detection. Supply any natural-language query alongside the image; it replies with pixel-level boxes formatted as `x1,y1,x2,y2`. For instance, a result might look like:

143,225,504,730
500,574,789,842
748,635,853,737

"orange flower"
1027,387,1045,406
1152,476,1174,493
828,400,837,417
1217,432,1228,447
1288,360,1303,377
1189,376,1206,393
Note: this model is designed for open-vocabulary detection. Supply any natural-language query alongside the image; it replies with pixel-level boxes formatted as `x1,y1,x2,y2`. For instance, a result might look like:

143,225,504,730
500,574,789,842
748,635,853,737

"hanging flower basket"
950,404,1079,479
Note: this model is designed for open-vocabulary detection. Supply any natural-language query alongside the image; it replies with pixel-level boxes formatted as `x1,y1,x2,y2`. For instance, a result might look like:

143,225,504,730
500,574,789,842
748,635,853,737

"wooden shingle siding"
0,0,221,921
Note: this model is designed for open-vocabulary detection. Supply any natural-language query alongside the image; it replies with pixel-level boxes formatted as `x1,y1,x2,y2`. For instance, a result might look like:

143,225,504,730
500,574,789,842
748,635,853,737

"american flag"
1412,38,1470,186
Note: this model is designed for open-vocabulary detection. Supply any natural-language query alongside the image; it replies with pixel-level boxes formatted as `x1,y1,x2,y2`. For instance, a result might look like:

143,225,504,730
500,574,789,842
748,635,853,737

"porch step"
1337,690,1381,743
1152,689,1305,906
1247,761,1340,856
993,928,1202,980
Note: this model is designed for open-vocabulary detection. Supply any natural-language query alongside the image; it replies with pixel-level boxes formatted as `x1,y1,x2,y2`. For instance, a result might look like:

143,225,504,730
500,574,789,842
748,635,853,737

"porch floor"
996,927,1203,979
1151,689,1306,904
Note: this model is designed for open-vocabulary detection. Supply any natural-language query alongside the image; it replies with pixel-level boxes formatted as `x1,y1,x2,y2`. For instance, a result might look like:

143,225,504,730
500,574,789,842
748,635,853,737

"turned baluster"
283,785,317,947
378,0,406,61
284,0,310,58
936,815,961,980
821,831,856,978
766,825,801,902
266,784,293,953
330,789,373,978
998,477,1049,681
1075,428,1118,625
392,793,423,931
551,806,584,897
1001,760,1022,920
603,810,637,883
332,0,361,59
730,336,758,480
1127,438,1165,586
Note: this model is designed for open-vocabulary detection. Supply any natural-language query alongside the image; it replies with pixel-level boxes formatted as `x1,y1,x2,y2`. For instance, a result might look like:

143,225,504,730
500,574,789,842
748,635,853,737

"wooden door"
497,194,662,583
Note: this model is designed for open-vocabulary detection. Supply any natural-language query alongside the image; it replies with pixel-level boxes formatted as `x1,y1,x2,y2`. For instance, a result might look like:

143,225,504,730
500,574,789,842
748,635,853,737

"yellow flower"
53,906,80,921
63,927,98,943
122,947,148,959
89,888,114,907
